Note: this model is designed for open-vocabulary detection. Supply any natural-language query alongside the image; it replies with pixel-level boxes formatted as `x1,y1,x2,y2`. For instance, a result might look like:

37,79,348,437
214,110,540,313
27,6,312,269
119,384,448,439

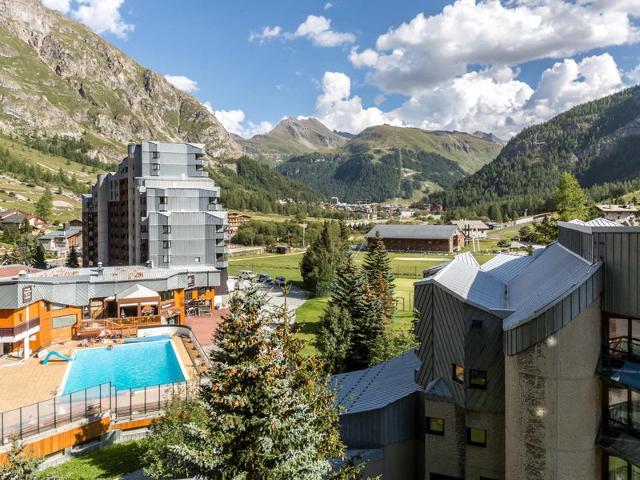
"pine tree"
34,188,53,220
66,246,79,268
300,222,349,296
0,441,42,480
347,283,385,371
317,255,366,373
555,172,589,221
32,243,47,269
362,232,395,322
158,285,357,480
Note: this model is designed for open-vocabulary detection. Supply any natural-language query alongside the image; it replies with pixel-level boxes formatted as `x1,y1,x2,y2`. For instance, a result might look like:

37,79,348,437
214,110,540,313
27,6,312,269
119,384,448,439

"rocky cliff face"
0,0,241,159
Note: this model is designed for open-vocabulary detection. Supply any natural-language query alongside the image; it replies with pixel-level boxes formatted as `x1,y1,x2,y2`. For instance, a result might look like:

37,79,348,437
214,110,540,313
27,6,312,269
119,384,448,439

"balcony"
76,315,163,338
597,420,640,467
0,318,40,341
598,340,640,390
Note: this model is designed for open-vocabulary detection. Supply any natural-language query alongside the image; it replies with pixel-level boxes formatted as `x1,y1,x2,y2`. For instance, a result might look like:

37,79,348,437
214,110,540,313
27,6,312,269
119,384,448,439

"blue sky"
44,0,640,138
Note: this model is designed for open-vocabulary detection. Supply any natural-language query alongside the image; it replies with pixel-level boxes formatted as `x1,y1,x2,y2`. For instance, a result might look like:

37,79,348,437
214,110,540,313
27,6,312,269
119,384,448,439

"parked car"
257,273,273,283
275,275,287,286
239,270,255,280
497,240,510,248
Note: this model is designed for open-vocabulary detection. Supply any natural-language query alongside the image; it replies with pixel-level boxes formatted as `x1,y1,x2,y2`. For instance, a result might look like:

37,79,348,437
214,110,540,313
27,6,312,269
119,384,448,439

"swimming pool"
61,339,186,394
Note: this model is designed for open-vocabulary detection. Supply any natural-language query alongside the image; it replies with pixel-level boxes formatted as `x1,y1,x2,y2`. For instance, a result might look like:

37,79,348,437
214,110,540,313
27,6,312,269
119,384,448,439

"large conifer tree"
362,232,395,322
162,285,357,480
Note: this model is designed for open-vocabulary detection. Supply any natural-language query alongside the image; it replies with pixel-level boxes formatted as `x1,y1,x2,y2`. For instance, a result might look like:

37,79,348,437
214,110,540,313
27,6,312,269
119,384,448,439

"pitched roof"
115,284,160,300
450,219,490,230
39,226,82,240
331,350,421,415
366,224,460,240
427,244,601,329
424,377,453,401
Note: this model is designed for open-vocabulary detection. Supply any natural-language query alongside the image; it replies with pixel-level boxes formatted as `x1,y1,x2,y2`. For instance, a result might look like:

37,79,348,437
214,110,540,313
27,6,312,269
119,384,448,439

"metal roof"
331,350,421,415
424,377,453,401
569,218,623,227
450,219,490,230
39,226,82,240
366,224,460,240
427,242,602,331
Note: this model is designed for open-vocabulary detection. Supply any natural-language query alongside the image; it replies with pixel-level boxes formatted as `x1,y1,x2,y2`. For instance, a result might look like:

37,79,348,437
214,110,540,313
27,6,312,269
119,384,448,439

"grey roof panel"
331,350,421,415
366,224,460,240
424,377,453,401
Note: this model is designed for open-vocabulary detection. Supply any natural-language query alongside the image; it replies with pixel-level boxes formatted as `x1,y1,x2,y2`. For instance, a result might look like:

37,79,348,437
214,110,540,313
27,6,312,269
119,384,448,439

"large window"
425,417,445,436
466,427,487,447
52,314,77,329
607,386,640,431
606,316,640,357
607,455,640,480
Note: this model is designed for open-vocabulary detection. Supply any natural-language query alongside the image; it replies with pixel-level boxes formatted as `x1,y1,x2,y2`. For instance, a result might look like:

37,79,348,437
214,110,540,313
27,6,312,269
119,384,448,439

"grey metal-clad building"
411,218,640,480
83,141,228,274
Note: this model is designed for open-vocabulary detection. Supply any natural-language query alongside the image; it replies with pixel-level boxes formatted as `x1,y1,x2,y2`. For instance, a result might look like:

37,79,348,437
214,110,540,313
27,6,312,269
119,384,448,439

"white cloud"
249,25,282,44
290,15,355,47
209,106,273,139
164,75,199,93
316,55,624,138
71,0,134,39
315,72,393,133
351,0,638,95
324,2,333,10
41,0,71,13
626,65,640,84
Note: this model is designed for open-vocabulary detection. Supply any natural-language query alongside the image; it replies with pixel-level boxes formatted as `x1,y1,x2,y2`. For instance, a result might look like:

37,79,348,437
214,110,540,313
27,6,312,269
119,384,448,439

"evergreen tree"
32,243,47,269
555,172,589,221
317,255,365,372
346,283,385,371
362,232,395,322
34,188,53,220
300,222,349,296
531,216,558,244
66,246,79,268
158,285,357,479
0,441,42,480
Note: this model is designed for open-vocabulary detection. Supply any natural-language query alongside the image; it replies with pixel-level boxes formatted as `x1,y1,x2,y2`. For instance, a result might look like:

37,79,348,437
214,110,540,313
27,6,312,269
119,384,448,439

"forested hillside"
277,125,501,203
426,86,640,220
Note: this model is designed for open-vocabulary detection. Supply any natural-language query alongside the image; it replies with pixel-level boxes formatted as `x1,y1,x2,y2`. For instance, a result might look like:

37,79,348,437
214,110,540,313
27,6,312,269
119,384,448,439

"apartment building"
82,141,228,272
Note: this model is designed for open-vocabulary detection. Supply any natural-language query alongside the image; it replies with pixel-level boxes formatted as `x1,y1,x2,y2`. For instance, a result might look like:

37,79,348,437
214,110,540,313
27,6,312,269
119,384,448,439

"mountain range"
428,85,640,219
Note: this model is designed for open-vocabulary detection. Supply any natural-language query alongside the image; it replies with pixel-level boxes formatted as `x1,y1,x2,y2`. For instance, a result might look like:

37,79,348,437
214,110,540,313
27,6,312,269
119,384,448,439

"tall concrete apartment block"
82,141,228,272
413,218,640,480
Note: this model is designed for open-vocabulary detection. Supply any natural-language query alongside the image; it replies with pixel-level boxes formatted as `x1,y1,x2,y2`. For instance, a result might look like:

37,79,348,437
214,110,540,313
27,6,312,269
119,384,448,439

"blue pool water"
62,339,185,394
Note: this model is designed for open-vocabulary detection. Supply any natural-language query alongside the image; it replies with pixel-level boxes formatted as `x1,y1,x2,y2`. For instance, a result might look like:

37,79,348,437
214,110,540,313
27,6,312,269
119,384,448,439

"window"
140,225,148,233
152,151,159,159
466,427,487,447
452,364,464,384
52,314,77,329
162,240,171,249
471,319,483,329
159,196,168,205
208,197,217,204
162,225,171,234
159,290,173,301
469,369,487,390
162,255,170,263
194,256,201,263
425,417,445,436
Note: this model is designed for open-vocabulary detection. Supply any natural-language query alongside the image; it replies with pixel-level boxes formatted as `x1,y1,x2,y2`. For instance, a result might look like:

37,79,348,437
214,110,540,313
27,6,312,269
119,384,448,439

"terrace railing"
0,380,200,447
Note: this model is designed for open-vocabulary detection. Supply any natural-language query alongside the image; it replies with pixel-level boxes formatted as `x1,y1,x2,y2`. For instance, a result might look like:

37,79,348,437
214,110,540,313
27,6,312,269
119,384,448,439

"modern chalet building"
366,224,464,253
335,218,640,479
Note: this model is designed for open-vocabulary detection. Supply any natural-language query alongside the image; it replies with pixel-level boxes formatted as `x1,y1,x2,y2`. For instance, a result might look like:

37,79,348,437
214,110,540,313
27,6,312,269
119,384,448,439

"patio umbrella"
98,329,113,338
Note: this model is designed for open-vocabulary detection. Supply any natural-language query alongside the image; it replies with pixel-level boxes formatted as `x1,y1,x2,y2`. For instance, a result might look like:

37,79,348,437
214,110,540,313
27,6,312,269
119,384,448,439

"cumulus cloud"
71,0,134,39
350,0,638,95
290,15,355,47
249,25,282,44
41,0,71,13
164,75,199,93
316,54,624,138
315,72,393,133
207,106,273,139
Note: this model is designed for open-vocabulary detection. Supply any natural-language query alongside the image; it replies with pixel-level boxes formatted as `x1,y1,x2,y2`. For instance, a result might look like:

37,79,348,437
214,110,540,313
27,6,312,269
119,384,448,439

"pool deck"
0,337,198,413
184,309,227,348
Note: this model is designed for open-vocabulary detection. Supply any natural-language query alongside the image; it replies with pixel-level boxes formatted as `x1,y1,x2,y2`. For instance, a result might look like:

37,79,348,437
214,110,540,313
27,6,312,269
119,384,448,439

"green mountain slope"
237,117,347,165
0,0,240,160
276,125,502,203
427,86,640,219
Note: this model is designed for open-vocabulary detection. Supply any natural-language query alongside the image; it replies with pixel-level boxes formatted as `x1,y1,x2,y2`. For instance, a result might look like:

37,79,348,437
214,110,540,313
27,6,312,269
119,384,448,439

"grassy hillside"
0,135,101,221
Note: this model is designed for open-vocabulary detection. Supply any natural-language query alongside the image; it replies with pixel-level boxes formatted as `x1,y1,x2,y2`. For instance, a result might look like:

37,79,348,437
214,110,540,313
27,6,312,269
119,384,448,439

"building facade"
411,218,640,479
366,225,464,253
82,141,228,272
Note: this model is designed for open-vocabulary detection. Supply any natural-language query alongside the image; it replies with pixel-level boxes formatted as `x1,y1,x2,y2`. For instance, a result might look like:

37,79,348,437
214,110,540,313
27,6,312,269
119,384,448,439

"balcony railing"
76,316,162,336
598,340,640,391
0,318,40,338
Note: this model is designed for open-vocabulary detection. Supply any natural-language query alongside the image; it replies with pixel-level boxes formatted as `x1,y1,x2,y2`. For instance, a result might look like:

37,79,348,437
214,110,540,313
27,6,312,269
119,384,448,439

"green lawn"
38,441,146,479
